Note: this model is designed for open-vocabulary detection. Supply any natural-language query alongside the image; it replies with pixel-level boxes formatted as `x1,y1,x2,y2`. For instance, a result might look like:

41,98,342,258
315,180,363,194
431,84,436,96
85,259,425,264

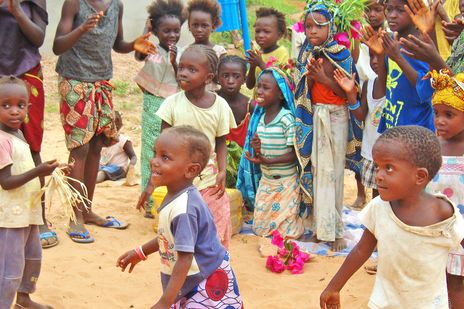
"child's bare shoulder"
430,194,455,222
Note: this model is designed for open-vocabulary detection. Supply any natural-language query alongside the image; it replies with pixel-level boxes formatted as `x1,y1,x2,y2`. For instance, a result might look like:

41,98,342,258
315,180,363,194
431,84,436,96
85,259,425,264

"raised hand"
362,25,384,55
404,0,439,34
382,31,402,61
79,13,102,33
169,45,177,66
399,32,438,62
442,18,464,41
306,58,326,81
333,69,356,96
134,33,157,55
246,49,265,69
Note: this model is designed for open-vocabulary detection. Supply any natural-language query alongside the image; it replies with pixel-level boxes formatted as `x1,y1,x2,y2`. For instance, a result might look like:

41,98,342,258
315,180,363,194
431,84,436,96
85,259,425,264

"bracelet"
134,246,147,261
347,100,361,111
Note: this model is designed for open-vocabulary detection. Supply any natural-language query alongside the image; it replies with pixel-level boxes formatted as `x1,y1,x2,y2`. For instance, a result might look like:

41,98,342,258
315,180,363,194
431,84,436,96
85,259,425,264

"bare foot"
331,238,347,252
350,195,367,210
16,293,53,309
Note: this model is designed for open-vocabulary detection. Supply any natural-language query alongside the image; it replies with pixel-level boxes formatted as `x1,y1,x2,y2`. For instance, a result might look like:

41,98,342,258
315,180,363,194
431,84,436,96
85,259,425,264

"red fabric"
311,81,346,106
20,64,44,153
226,113,250,148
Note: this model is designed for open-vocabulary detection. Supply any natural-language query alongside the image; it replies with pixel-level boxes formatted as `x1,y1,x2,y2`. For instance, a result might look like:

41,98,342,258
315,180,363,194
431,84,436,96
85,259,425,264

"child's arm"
209,135,227,198
399,33,448,71
154,252,194,308
123,140,137,166
0,159,58,190
7,0,47,47
320,229,377,309
246,64,257,89
169,45,178,77
117,237,159,273
112,1,156,55
246,50,265,89
333,70,367,122
362,26,387,83
381,32,418,86
53,0,100,55
307,58,347,99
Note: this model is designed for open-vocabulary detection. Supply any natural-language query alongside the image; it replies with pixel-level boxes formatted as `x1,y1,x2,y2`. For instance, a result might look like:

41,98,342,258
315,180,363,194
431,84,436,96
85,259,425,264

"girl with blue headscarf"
294,1,361,251
237,67,304,238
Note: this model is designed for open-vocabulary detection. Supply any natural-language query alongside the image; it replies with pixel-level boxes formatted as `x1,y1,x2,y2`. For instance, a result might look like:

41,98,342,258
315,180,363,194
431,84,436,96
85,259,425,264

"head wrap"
428,69,464,113
236,67,296,209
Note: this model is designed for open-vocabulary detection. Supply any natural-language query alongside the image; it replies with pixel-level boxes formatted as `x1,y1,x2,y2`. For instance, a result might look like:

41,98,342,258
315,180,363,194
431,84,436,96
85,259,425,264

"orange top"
311,81,346,105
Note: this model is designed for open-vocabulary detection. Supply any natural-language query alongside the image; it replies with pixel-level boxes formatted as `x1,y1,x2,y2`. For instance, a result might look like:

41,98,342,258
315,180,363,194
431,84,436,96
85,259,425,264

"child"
97,111,137,183
117,126,243,308
320,126,464,309
0,0,57,248
138,44,236,249
134,0,186,215
246,8,289,90
426,70,464,308
241,68,304,238
334,48,386,198
0,76,61,309
363,0,435,132
187,0,226,92
294,2,357,251
53,0,155,242
216,55,251,187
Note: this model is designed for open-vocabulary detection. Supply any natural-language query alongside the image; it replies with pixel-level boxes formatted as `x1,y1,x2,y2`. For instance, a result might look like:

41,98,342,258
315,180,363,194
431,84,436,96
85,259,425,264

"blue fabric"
294,3,363,211
236,68,295,209
378,54,435,133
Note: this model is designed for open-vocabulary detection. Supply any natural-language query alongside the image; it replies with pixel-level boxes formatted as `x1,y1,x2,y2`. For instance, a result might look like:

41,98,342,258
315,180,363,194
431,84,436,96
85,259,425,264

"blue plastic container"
216,0,240,32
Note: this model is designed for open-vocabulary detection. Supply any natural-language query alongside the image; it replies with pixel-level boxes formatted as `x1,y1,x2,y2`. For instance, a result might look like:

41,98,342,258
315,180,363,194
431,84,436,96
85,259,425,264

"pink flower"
298,251,311,263
350,21,362,40
291,242,300,257
335,0,343,3
287,261,304,274
266,255,285,273
334,32,351,49
271,230,284,248
292,21,305,33
265,56,278,68
278,247,288,258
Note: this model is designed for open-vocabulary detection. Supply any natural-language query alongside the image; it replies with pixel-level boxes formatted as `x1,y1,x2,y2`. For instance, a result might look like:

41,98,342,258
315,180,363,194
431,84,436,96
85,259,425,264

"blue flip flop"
67,230,95,243
40,231,59,248
101,216,129,229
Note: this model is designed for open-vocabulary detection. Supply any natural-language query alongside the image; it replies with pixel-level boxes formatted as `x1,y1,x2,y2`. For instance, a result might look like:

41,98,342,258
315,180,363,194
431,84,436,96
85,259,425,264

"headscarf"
428,69,464,112
236,67,296,209
293,2,362,211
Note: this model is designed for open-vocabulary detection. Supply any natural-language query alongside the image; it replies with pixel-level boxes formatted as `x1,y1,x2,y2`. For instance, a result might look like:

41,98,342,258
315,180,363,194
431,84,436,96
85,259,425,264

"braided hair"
184,44,219,76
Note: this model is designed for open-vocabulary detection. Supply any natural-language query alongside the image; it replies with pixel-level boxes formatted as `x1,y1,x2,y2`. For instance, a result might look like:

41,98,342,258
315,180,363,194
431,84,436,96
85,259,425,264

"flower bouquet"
265,231,311,274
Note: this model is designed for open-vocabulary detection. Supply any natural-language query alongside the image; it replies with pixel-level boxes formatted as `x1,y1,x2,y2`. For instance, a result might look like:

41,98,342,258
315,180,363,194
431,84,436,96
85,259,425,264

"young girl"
320,126,464,309
294,2,358,251
0,76,61,309
187,0,226,91
241,68,304,238
97,111,137,183
118,126,243,308
246,8,289,90
0,0,57,248
53,0,155,242
138,44,236,249
216,55,251,187
134,0,186,216
427,69,464,308
334,48,386,198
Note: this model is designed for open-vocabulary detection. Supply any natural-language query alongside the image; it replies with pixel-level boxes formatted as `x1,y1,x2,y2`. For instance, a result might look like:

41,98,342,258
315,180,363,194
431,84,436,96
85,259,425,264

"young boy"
364,0,435,133
320,126,464,309
117,126,242,308
53,0,156,243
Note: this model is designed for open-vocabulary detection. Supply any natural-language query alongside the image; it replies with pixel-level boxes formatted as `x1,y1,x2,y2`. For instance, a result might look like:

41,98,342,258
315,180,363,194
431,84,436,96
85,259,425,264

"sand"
31,53,375,309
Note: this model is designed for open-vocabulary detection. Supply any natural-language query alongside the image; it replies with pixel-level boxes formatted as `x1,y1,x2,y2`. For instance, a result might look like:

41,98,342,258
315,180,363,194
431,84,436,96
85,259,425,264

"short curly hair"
218,55,247,76
163,126,212,170
255,7,287,36
187,0,222,28
0,75,28,97
147,0,186,31
376,126,442,179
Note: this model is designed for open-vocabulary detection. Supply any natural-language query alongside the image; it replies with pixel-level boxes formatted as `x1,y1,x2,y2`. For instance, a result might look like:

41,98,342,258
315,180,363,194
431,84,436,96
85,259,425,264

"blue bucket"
216,0,240,32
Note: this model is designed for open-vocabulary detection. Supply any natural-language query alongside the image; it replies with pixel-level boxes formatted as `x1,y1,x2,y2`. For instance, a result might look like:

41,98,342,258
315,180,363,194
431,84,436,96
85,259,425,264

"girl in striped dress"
243,67,304,239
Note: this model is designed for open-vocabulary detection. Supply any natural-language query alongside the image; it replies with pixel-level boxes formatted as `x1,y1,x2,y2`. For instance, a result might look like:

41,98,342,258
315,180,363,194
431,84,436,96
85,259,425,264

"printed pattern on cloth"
59,77,117,150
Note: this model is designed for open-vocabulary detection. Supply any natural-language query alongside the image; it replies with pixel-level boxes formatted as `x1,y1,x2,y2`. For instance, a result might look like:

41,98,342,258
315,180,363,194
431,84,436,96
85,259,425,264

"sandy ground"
31,53,375,309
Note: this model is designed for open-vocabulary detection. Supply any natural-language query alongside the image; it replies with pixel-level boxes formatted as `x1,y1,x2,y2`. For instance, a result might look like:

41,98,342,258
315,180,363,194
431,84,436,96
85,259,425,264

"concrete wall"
41,0,193,56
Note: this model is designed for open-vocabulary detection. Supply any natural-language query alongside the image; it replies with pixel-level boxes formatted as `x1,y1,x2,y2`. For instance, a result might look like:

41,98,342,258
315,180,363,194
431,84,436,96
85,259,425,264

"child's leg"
15,226,51,309
350,172,366,209
200,188,232,249
447,273,464,308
